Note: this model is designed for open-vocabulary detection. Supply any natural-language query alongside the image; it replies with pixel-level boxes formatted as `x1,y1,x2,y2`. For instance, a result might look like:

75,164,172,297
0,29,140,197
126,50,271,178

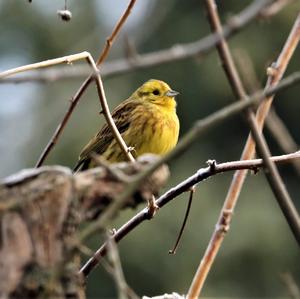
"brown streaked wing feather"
74,98,140,170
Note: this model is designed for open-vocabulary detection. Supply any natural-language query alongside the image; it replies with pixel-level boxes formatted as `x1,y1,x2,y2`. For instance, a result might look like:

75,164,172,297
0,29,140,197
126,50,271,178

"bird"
73,79,180,172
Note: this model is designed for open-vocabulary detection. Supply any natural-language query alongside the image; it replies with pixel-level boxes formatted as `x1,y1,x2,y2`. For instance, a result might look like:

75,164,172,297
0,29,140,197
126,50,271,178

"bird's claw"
147,196,159,218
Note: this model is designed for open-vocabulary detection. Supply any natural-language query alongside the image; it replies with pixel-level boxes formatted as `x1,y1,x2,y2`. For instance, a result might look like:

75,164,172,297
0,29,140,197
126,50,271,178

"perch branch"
34,0,137,166
80,151,300,277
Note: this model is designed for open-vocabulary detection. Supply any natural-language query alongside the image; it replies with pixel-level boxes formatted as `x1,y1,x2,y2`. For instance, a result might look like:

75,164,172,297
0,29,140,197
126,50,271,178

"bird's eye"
152,89,160,95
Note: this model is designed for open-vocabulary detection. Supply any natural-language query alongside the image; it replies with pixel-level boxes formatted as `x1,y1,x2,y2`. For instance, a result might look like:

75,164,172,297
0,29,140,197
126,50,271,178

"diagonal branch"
87,55,135,163
266,108,300,176
224,10,300,234
96,0,137,65
0,51,136,166
34,0,137,167
0,0,274,84
79,151,300,278
187,3,300,298
235,50,300,176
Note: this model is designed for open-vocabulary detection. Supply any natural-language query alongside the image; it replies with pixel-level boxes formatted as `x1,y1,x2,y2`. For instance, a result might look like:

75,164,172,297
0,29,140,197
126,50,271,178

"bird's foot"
147,195,159,218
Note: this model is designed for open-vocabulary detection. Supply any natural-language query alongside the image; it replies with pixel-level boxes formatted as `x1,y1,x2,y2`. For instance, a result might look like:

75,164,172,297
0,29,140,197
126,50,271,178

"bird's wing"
73,98,139,171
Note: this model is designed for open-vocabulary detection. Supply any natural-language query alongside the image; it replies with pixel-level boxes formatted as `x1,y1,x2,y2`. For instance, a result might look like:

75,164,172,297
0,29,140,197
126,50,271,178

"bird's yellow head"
133,79,179,110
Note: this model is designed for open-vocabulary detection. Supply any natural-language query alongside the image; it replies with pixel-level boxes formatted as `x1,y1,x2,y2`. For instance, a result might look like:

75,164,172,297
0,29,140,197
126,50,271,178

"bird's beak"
166,89,179,97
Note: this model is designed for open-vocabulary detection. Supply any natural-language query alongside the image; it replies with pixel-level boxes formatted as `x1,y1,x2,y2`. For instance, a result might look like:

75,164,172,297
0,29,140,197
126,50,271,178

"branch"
90,57,135,163
266,108,300,175
0,156,167,298
224,11,300,236
235,49,300,176
106,236,139,299
96,0,137,65
34,0,137,167
187,5,300,298
79,151,300,278
260,0,295,18
0,0,274,84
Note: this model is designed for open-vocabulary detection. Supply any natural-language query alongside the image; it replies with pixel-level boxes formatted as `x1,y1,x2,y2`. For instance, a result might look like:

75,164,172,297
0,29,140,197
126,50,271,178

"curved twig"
35,0,137,167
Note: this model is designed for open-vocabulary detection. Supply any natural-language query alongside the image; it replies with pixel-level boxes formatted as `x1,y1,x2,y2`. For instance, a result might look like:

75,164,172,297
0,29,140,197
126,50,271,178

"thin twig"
96,0,137,65
0,0,274,84
187,5,300,298
0,51,134,164
260,0,295,18
169,187,195,255
280,272,300,299
266,109,300,175
247,113,300,240
235,49,300,175
34,0,137,167
0,52,90,79
106,235,139,299
0,51,92,167
79,151,300,278
89,58,135,163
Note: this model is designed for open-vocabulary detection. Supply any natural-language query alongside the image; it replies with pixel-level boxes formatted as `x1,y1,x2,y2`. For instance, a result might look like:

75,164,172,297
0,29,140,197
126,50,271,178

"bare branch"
34,0,137,167
260,0,295,18
96,0,137,65
106,236,139,299
187,5,300,298
79,151,300,278
90,58,135,163
280,272,300,299
169,187,195,255
0,52,90,79
266,109,300,175
235,49,300,175
0,0,274,84
0,156,168,298
224,11,300,234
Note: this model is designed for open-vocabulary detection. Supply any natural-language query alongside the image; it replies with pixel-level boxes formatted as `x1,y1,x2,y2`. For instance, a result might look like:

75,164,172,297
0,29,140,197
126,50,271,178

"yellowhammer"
73,79,180,171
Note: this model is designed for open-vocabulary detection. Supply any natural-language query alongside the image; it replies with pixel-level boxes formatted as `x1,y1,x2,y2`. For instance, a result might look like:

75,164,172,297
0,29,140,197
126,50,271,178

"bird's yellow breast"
128,103,179,155
103,102,179,163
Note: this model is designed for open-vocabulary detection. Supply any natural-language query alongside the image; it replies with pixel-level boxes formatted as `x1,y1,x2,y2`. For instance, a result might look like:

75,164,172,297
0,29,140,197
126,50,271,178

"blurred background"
0,0,299,297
